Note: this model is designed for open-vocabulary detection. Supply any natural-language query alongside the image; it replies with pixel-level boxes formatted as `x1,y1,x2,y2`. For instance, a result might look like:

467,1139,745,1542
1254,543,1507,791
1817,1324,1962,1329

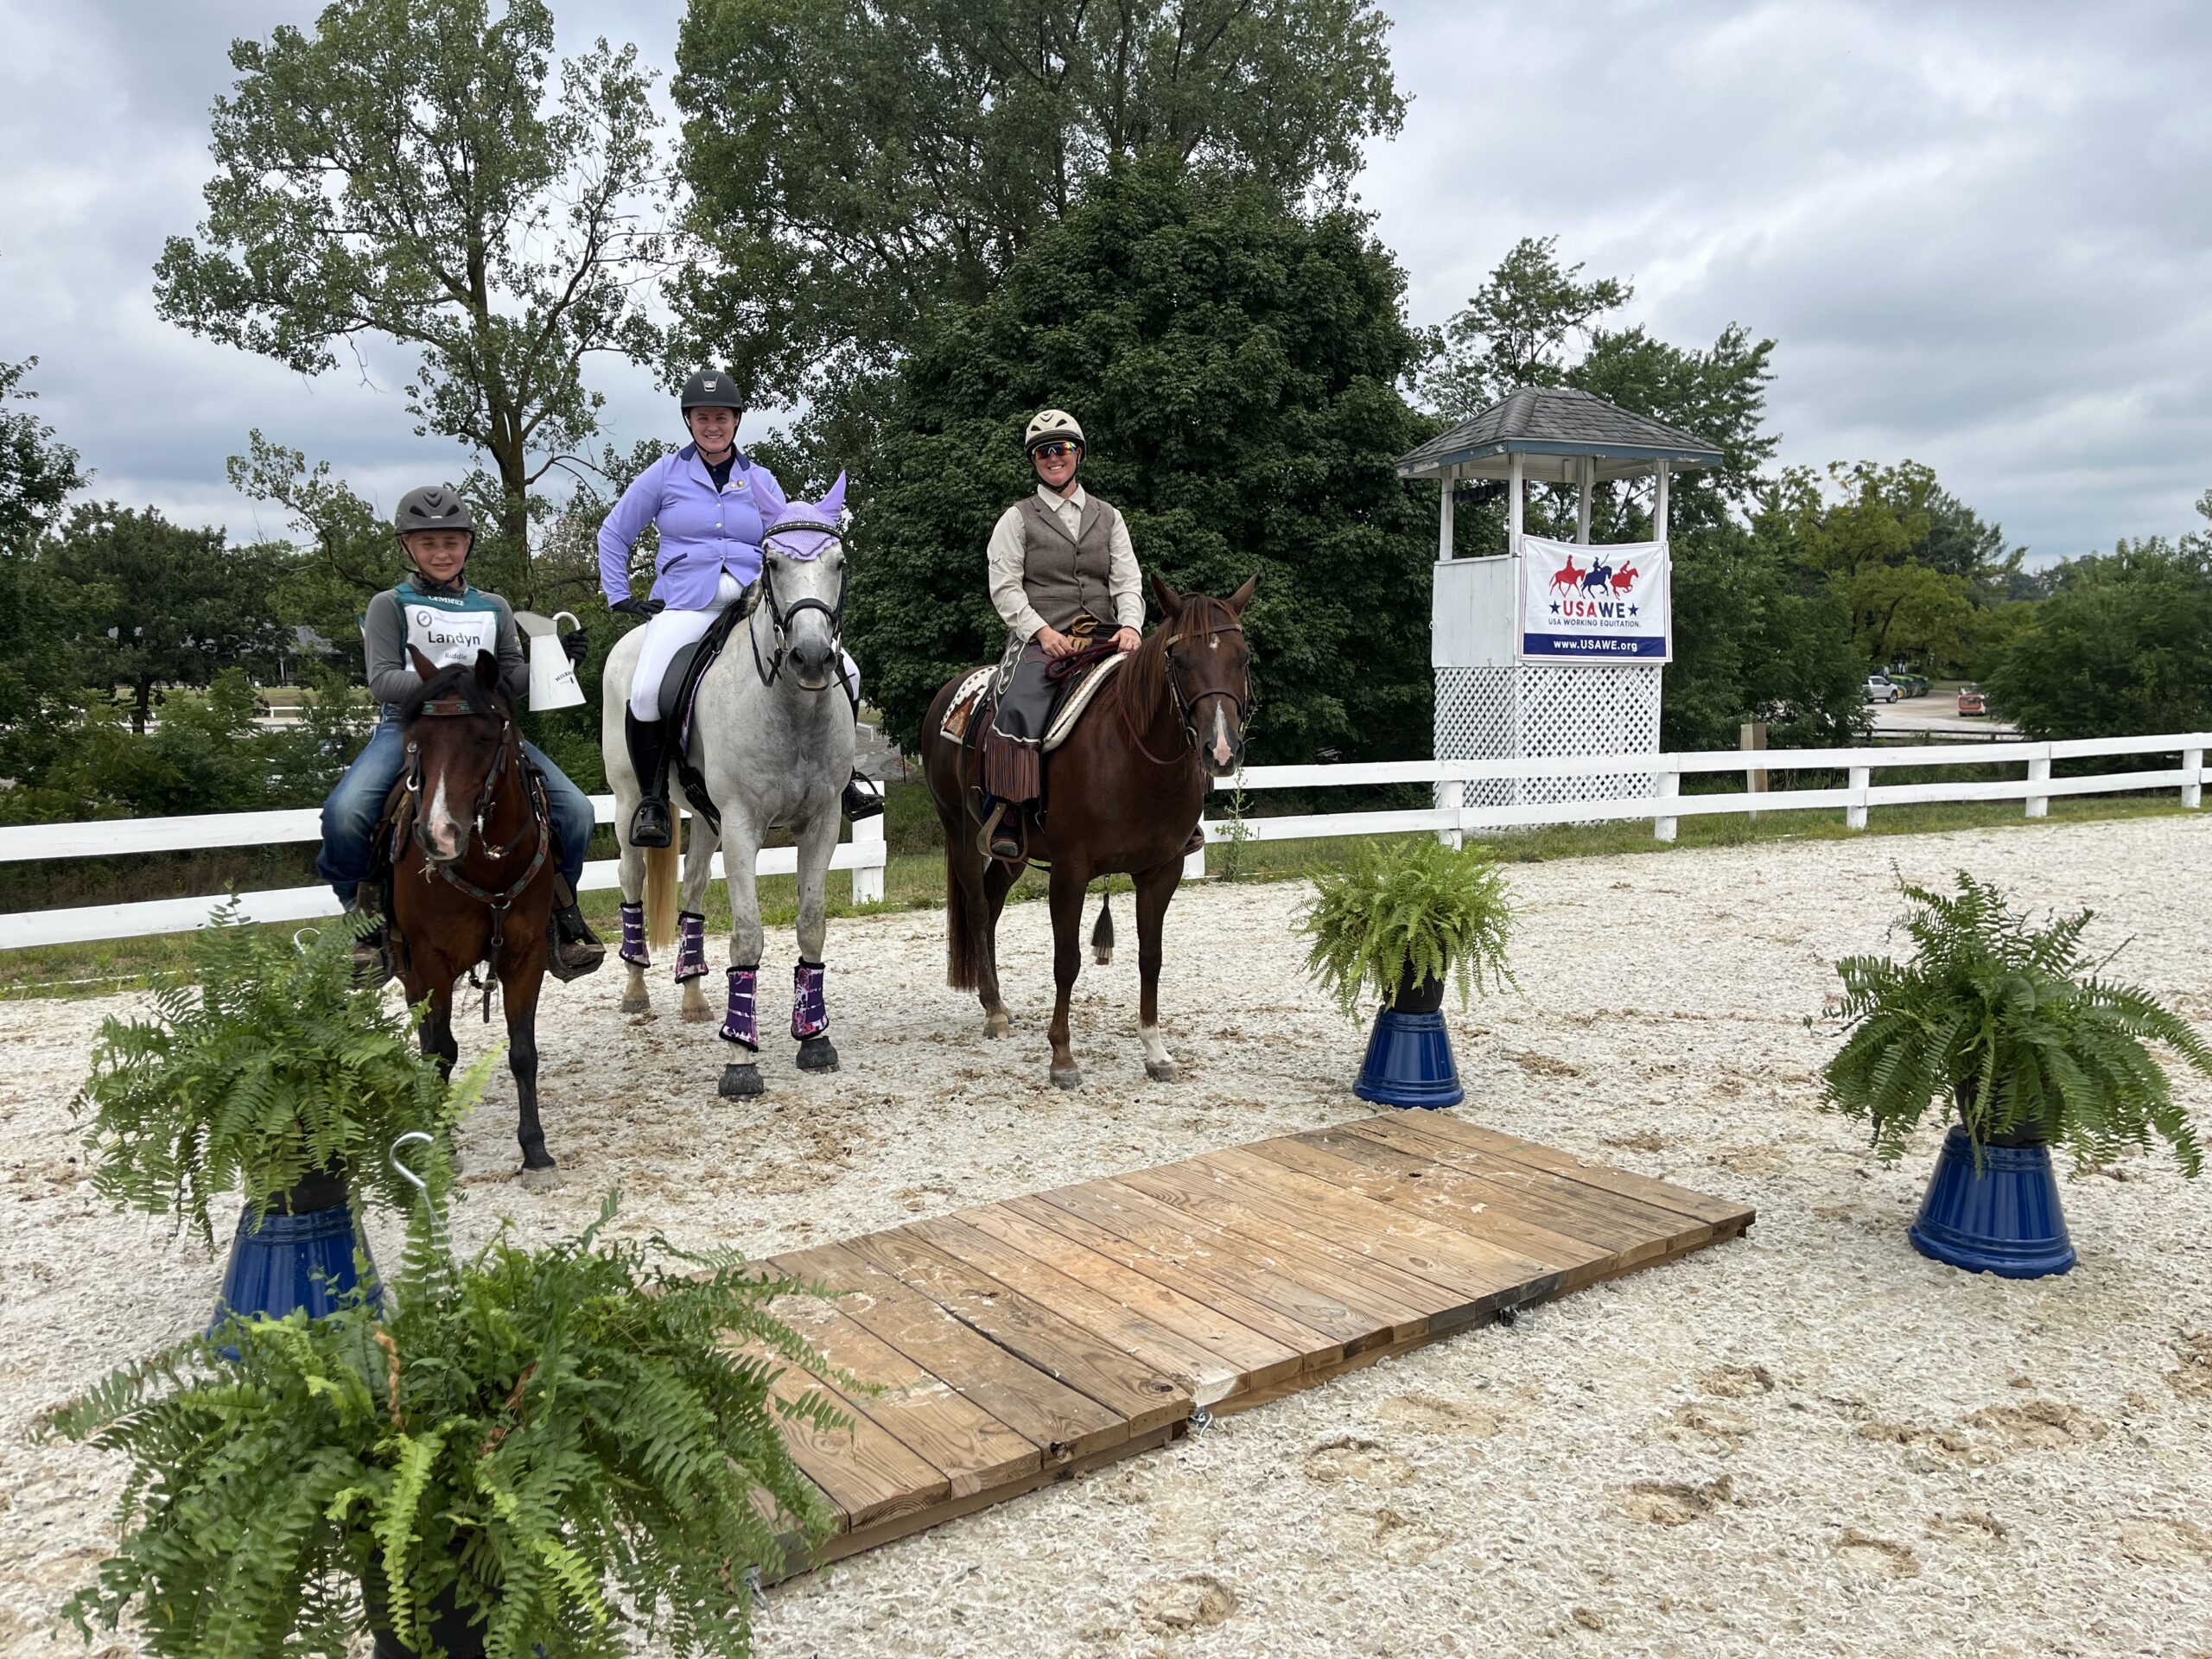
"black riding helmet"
393,486,474,571
680,368,744,414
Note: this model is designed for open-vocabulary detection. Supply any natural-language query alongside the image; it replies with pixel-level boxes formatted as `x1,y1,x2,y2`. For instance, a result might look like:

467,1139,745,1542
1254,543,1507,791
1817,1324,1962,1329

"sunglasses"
1033,442,1077,461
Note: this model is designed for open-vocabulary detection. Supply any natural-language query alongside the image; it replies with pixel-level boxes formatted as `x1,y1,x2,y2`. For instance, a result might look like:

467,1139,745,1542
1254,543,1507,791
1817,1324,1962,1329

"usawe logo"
407,606,498,667
1519,533,1672,664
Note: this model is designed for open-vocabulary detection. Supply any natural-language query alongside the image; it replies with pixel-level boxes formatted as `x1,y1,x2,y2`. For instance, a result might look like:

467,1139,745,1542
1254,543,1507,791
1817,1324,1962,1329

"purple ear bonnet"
764,470,848,561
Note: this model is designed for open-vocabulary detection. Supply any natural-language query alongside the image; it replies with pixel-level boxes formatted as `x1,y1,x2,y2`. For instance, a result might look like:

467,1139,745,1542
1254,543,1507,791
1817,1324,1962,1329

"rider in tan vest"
979,409,1143,859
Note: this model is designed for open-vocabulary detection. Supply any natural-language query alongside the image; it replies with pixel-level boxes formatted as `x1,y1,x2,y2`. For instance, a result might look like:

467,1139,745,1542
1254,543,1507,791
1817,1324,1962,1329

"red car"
1957,684,1986,715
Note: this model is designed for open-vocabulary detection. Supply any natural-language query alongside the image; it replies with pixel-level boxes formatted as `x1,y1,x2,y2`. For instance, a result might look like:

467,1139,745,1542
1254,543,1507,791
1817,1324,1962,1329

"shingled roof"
1396,386,1725,483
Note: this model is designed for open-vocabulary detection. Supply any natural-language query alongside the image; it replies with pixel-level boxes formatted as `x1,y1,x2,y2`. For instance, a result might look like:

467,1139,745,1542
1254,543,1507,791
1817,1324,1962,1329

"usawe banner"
1517,533,1672,663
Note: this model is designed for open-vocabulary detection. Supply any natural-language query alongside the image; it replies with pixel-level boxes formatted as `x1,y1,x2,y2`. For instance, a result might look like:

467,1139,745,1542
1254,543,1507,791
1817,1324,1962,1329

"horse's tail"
645,838,680,953
1091,889,1115,965
944,836,986,990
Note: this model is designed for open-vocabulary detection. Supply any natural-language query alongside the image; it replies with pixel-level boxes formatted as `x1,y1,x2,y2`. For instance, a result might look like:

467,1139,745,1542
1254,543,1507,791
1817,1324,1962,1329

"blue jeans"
317,720,594,905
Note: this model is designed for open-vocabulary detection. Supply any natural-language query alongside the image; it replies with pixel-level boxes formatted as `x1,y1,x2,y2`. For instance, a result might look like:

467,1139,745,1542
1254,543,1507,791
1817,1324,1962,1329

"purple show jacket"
597,444,788,610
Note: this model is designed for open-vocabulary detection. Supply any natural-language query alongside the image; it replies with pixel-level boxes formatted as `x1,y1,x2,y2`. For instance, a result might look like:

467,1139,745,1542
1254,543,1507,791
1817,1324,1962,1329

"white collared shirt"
987,484,1144,641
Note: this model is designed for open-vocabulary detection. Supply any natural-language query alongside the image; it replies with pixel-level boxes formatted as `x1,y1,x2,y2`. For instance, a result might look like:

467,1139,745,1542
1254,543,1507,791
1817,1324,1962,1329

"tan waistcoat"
1015,493,1122,632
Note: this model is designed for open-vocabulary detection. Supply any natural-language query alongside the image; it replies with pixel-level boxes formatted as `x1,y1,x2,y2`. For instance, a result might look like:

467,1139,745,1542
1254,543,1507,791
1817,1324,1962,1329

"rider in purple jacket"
598,370,880,846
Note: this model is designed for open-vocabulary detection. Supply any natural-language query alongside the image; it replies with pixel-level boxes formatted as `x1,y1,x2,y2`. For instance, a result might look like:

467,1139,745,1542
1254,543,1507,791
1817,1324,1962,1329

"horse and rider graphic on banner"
1518,533,1672,663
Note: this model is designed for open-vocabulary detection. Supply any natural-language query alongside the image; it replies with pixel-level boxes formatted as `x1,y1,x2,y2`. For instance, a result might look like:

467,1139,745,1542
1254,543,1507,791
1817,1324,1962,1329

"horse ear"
474,649,499,691
1151,571,1184,618
818,470,848,521
1226,573,1258,617
408,645,437,682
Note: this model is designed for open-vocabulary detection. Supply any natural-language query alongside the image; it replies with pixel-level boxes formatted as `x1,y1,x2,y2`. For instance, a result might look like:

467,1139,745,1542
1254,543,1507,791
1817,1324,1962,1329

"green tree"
847,162,1434,762
1,356,85,550
671,0,1404,416
1984,537,2212,740
153,0,667,602
1420,236,1630,416
0,357,94,791
45,504,289,734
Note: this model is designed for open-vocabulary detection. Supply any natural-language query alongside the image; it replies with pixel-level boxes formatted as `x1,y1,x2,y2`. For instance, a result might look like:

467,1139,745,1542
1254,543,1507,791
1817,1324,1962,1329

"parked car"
1889,672,1931,698
1865,675,1900,704
1957,684,1986,716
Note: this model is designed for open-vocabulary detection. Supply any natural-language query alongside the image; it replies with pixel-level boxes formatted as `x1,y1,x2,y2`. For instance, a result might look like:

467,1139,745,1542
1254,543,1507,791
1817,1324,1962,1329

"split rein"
404,696,550,1018
1115,619,1255,768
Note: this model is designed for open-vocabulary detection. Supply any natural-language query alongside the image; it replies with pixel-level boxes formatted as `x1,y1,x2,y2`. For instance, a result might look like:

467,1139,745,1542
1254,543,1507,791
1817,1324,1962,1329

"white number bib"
404,604,499,669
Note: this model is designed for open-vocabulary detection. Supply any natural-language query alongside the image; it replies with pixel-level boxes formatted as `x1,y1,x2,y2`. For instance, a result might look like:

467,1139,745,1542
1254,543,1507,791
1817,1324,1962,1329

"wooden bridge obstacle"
745,1110,1754,1573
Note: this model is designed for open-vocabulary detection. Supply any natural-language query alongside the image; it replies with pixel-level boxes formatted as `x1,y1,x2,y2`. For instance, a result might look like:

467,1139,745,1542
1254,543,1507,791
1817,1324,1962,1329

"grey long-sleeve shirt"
363,582,530,717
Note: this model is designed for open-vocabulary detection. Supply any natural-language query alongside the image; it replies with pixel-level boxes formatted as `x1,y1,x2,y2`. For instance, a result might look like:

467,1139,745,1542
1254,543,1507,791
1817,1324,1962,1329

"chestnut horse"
922,575,1256,1087
388,649,559,1185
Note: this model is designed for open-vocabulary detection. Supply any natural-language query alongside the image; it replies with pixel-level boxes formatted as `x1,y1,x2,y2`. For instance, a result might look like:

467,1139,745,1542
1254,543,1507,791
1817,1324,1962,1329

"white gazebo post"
1399,387,1723,832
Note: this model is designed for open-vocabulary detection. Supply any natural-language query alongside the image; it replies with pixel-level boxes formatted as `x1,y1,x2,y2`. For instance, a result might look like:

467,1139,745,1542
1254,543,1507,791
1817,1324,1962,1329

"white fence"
1179,731,2209,873
4,733,2206,951
0,799,886,952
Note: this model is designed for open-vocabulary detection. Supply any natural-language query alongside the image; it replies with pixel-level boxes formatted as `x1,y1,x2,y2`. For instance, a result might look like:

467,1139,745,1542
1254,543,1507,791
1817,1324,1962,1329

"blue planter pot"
1354,973,1463,1110
212,1172,378,1334
1908,1124,2075,1279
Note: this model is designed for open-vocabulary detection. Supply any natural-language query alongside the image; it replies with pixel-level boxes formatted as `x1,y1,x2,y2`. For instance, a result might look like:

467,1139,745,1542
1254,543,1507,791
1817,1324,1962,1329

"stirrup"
628,799,673,849
978,801,1023,863
842,774,885,820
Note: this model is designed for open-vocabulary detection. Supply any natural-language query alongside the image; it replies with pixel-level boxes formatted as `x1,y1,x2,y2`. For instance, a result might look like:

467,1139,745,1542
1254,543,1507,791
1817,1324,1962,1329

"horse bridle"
403,696,550,1006
751,519,848,688
1120,618,1257,766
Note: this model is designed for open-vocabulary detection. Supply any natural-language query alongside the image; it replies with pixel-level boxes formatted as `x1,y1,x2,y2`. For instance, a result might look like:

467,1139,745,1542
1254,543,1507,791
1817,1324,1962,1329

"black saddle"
652,595,753,836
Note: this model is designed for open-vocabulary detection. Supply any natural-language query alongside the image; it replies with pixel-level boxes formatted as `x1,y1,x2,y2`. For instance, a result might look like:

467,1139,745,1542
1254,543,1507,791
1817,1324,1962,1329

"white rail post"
2025,754,2050,820
1438,468,1456,563
1654,764,1679,842
2183,747,2202,810
849,812,885,904
1847,766,1871,831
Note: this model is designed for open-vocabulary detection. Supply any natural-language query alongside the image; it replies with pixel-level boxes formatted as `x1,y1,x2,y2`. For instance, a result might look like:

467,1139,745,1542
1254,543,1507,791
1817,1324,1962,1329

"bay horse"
388,648,559,1185
922,574,1256,1088
601,481,856,1101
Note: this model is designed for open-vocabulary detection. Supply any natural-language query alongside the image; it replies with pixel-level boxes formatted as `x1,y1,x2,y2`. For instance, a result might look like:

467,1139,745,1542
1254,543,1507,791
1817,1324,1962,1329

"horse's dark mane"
1124,592,1241,726
400,661,505,725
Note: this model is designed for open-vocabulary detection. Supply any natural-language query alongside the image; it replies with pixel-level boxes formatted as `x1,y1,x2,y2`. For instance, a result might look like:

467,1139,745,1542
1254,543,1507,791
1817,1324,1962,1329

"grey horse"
600,481,857,1099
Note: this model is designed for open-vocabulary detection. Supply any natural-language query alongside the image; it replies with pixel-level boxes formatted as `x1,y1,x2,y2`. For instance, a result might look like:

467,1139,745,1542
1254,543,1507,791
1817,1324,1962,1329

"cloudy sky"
3,0,2206,562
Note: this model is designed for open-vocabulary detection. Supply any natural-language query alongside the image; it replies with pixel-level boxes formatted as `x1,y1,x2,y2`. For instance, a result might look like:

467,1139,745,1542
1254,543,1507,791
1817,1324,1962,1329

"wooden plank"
959,1200,1310,1388
748,1344,948,1530
1033,1179,1409,1350
841,1226,1189,1435
908,1216,1249,1406
762,1289,1041,1501
1346,1116,1717,1255
1398,1113,1757,1230
1116,1163,1495,1330
776,1241,1128,1463
1300,1124,1681,1263
1255,1132,1617,1274
1195,1147,1561,1298
1001,1191,1350,1363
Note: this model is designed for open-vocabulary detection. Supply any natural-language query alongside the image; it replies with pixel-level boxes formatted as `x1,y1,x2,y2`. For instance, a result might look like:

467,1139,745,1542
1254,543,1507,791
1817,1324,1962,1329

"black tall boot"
625,711,675,849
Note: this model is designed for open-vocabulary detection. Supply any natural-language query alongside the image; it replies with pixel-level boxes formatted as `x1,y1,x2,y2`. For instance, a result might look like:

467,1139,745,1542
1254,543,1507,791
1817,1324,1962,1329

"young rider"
596,369,881,849
978,408,1145,859
316,485,606,978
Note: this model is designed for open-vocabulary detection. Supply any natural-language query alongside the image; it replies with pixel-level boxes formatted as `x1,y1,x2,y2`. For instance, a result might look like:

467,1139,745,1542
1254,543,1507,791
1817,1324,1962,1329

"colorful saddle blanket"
938,652,1125,753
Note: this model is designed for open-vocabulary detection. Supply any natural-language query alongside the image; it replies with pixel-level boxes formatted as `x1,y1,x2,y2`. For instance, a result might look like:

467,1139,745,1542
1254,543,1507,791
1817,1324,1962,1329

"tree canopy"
154,0,667,600
671,0,1404,414
0,357,85,552
842,162,1434,763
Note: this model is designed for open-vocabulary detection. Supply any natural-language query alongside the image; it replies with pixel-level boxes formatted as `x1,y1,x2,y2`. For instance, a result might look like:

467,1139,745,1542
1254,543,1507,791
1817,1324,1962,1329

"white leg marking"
1141,1023,1175,1078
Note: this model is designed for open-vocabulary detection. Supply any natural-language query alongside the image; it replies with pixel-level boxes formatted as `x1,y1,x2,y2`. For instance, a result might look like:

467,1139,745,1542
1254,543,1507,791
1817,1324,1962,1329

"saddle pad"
938,667,996,742
1040,652,1125,751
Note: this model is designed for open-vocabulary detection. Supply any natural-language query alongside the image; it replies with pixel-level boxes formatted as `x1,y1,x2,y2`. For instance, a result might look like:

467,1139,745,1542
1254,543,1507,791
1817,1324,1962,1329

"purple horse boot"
673,910,709,982
792,959,838,1072
618,900,648,968
716,964,764,1099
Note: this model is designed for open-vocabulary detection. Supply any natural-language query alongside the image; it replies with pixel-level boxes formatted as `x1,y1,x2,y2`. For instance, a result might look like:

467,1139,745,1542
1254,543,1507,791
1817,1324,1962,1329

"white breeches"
629,573,861,721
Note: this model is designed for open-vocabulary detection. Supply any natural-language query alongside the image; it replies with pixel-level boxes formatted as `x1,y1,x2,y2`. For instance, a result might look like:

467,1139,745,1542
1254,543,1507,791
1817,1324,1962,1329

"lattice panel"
1435,664,1662,812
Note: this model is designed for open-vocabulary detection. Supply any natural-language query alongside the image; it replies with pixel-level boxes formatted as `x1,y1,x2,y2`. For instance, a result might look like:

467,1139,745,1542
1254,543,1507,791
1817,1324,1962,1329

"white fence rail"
4,733,2206,950
0,799,886,951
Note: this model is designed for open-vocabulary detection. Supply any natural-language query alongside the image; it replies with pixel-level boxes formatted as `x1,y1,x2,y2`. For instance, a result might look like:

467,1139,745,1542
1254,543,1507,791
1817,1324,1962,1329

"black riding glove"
611,596,664,620
561,626,590,666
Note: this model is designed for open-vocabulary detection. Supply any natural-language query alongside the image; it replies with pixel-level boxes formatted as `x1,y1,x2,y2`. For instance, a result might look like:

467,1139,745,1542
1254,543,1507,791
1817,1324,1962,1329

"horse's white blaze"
425,771,461,857
1141,1022,1173,1067
1208,704,1232,769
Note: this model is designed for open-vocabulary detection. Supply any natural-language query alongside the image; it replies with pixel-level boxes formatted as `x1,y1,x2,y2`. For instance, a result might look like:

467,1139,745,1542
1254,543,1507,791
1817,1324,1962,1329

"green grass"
4,784,2197,1001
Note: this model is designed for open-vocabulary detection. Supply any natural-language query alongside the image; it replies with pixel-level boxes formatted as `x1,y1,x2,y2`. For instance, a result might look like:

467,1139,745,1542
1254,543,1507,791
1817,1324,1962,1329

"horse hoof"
1051,1066,1082,1090
797,1035,840,1072
514,1162,563,1192
681,1001,714,1024
984,1013,1011,1039
620,993,652,1015
1146,1059,1178,1082
719,1062,765,1099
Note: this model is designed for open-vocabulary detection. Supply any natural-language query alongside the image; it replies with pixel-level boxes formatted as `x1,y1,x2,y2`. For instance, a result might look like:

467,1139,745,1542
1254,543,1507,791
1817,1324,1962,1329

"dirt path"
3,815,2208,1658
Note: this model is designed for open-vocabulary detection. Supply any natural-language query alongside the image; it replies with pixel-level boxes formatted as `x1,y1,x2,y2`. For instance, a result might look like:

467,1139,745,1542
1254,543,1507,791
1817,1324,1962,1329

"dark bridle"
1119,600,1257,767
750,518,849,687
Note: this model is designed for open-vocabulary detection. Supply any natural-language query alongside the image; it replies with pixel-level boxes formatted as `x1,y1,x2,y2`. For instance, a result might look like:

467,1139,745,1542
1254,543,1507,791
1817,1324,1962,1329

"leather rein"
404,695,550,1012
751,519,848,689
1116,620,1255,768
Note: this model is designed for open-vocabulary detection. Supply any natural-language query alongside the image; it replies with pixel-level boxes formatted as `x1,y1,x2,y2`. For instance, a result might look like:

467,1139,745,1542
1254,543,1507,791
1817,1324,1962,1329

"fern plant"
48,1193,846,1659
76,901,461,1242
1298,836,1516,1017
1821,872,2210,1171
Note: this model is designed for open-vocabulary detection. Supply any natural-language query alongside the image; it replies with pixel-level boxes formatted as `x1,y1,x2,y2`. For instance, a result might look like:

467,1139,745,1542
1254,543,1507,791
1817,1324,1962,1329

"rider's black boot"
545,875,606,982
345,889,394,988
842,772,885,820
625,711,675,849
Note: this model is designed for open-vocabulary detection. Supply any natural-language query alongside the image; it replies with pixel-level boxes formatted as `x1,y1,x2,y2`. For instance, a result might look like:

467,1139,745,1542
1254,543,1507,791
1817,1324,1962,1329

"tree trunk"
132,676,152,735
